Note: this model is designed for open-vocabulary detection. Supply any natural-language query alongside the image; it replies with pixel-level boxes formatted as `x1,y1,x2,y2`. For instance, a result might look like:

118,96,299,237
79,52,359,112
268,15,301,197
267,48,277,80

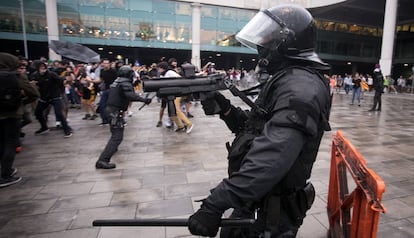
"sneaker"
56,121,62,128
165,119,173,129
90,114,98,120
98,122,109,126
0,176,22,188
35,128,50,135
156,121,162,127
186,124,194,134
128,111,133,117
82,114,91,120
64,132,73,138
187,112,194,118
175,127,186,132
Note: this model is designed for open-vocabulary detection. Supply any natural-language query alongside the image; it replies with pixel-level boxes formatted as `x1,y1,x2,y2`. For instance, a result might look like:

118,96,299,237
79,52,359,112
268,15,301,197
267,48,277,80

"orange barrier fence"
327,131,386,238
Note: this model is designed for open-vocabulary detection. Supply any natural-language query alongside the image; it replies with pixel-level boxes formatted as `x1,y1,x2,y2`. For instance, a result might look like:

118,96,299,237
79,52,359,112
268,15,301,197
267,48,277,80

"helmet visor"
236,11,286,51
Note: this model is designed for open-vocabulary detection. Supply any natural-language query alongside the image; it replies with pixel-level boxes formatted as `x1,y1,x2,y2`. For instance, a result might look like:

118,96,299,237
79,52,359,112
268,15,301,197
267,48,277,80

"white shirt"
164,69,181,78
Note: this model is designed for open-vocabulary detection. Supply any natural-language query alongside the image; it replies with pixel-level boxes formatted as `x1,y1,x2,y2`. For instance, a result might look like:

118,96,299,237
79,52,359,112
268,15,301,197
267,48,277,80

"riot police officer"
368,64,384,112
96,66,151,169
188,4,331,237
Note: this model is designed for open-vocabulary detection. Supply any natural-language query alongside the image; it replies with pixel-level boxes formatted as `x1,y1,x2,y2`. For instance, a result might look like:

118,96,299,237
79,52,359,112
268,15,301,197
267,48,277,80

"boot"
95,160,116,169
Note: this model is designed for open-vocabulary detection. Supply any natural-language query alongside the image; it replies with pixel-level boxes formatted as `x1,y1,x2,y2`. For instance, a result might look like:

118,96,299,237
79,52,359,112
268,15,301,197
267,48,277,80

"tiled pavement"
1,90,414,238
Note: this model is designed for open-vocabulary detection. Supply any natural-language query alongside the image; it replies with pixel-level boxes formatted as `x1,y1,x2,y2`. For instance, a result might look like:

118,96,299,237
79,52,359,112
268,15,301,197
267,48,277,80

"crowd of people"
324,65,413,111
327,71,412,96
0,51,261,186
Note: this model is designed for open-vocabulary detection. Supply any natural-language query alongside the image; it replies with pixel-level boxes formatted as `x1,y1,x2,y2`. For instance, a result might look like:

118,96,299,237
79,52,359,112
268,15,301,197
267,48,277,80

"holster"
109,110,124,128
282,182,315,226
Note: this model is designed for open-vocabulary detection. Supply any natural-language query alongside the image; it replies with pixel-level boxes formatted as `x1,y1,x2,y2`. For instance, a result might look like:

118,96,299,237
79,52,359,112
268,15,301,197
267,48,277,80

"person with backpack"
0,52,39,187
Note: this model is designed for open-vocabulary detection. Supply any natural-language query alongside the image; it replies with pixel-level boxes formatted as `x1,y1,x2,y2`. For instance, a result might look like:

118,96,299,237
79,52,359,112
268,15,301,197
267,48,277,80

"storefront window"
200,29,216,45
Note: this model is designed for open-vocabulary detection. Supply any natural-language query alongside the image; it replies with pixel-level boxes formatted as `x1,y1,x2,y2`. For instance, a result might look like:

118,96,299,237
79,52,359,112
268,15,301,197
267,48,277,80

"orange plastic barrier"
327,131,386,238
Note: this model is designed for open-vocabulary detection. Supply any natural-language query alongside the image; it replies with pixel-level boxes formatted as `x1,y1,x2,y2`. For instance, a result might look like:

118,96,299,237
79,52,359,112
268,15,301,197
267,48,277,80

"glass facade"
0,0,413,73
0,0,255,52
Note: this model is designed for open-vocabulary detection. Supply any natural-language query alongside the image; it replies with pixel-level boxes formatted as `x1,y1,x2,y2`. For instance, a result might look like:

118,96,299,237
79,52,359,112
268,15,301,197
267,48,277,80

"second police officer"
188,4,332,238
95,65,151,169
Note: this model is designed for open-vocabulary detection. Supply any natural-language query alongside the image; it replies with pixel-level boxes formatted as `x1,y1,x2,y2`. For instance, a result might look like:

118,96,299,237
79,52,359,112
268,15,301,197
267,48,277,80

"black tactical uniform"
96,66,151,169
369,65,384,112
188,5,331,238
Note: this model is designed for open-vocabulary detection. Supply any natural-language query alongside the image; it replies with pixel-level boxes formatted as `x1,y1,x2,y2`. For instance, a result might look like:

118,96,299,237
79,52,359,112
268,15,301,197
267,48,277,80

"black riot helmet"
118,65,134,81
236,4,329,70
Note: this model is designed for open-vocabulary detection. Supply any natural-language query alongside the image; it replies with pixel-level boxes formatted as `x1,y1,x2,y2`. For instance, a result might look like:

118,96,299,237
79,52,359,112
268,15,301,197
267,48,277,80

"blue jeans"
35,98,72,134
98,90,109,124
69,86,80,104
351,87,361,105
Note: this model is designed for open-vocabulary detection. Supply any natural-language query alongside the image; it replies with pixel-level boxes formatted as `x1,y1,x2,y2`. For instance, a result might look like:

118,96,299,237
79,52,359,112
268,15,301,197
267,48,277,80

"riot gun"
143,73,227,98
142,73,266,115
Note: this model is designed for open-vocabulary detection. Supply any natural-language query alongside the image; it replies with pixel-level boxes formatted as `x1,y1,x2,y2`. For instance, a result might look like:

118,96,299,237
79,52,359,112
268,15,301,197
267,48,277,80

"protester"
0,53,39,187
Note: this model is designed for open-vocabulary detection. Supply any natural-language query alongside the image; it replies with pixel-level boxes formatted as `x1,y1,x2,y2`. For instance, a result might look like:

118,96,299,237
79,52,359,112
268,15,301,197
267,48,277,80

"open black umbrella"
49,40,100,63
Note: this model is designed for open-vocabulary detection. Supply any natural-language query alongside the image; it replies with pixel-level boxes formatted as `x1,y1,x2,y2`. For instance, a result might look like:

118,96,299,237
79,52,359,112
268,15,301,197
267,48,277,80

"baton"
93,218,255,227
138,93,157,110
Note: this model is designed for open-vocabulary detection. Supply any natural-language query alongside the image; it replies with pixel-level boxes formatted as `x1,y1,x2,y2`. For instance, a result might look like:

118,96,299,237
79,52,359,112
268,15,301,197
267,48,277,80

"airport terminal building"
0,0,413,77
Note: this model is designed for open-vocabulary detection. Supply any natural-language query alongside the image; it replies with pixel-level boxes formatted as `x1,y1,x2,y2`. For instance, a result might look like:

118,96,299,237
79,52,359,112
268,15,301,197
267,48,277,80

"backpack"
0,71,22,112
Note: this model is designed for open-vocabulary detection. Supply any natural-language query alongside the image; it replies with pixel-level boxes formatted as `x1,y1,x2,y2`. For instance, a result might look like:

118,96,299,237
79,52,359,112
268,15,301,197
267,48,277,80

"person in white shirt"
343,73,352,94
157,61,194,134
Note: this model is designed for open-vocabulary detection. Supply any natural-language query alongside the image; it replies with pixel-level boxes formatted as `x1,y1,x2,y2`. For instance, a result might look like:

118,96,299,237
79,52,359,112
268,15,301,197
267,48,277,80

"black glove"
201,91,231,115
214,92,231,113
188,201,223,237
144,98,152,104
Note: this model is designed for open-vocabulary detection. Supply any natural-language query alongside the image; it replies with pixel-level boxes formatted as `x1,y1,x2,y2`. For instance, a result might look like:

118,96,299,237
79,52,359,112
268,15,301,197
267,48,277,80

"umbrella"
49,40,100,63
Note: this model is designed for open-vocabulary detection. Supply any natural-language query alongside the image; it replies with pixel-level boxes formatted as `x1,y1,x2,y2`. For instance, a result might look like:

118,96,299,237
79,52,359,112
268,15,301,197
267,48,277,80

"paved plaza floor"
1,90,414,238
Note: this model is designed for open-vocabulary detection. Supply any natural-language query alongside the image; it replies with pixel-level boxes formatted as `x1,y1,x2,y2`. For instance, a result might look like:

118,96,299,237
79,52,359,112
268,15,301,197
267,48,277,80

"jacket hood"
0,52,19,71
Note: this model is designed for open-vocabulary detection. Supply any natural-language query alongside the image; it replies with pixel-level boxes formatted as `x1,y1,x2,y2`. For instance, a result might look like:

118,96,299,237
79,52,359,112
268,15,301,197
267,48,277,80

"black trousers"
371,89,382,110
98,124,124,163
0,118,19,178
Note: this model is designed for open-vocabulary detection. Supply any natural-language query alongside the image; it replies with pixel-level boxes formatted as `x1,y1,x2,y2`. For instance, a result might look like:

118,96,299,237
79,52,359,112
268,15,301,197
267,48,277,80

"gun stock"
93,218,255,227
